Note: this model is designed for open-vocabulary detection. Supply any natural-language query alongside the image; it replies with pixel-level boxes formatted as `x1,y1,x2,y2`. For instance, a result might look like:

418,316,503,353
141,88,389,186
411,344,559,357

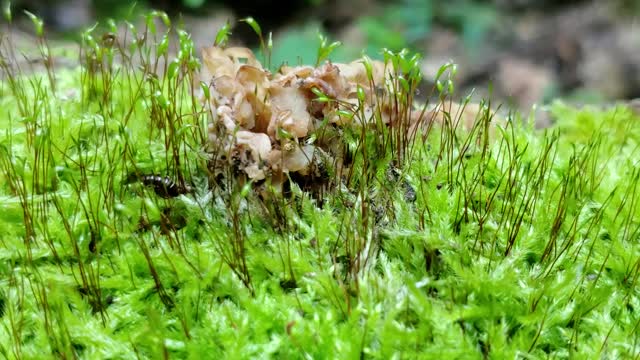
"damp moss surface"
1,12,640,360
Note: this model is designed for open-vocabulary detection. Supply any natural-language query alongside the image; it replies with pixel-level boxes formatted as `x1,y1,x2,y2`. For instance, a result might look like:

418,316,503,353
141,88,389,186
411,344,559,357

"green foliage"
1,12,640,360
2,1,11,22
360,0,499,51
182,0,206,9
214,20,232,47
268,23,351,69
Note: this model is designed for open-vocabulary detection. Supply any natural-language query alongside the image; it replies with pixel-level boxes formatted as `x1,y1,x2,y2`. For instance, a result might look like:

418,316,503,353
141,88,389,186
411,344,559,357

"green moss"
1,13,640,359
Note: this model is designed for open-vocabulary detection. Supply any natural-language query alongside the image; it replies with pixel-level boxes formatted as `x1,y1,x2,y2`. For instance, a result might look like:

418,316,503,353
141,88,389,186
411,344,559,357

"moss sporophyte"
1,11,640,359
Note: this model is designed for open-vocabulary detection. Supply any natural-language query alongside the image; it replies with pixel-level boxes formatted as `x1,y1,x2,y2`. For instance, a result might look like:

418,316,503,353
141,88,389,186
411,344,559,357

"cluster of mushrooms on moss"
200,45,492,193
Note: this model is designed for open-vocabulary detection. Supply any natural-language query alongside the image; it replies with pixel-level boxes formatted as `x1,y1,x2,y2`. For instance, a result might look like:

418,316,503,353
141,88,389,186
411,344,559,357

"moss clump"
1,11,640,359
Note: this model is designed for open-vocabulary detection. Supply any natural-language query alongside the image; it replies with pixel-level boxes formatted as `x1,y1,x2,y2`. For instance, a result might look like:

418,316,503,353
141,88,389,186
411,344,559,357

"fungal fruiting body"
201,45,500,192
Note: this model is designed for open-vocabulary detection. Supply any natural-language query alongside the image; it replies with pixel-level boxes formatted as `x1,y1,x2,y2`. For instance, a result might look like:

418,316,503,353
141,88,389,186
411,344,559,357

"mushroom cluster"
201,45,499,192
201,45,396,188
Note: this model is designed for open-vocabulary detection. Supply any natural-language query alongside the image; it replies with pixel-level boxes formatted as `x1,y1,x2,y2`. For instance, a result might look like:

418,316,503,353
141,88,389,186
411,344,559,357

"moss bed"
1,12,640,359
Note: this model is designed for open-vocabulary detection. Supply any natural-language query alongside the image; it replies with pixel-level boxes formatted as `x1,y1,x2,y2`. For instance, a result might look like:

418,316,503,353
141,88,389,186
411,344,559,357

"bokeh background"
5,0,640,123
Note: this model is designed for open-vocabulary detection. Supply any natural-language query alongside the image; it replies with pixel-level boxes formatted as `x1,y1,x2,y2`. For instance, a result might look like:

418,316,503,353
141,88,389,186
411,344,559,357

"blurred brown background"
5,0,640,118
